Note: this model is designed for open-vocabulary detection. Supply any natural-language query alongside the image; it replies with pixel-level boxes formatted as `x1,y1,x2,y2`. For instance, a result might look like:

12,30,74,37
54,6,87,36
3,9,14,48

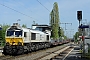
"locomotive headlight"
18,42,22,46
6,42,10,46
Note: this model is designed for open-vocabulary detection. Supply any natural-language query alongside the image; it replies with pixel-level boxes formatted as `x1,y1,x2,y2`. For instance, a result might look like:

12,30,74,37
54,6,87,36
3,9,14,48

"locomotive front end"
3,23,24,55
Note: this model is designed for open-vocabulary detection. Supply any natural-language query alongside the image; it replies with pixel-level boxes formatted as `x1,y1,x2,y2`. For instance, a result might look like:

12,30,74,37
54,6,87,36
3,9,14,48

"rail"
40,46,70,60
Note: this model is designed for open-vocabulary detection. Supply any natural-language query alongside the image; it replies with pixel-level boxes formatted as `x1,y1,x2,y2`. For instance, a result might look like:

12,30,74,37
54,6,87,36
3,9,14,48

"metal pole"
82,28,85,56
79,21,80,26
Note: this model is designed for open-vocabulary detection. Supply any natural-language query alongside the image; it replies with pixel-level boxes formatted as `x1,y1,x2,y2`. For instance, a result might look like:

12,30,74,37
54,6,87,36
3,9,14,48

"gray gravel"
11,43,71,60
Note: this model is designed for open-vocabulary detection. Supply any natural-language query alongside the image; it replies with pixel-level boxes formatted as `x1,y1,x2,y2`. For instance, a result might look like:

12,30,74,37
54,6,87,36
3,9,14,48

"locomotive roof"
32,24,51,29
32,24,49,26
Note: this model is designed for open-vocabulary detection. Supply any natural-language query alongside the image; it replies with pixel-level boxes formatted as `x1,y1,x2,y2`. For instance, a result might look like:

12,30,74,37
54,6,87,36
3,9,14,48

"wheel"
17,46,24,55
3,46,11,55
3,48,8,55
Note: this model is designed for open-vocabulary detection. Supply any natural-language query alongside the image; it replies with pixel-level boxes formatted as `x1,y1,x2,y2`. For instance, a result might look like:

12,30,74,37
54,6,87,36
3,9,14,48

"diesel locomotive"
3,23,51,55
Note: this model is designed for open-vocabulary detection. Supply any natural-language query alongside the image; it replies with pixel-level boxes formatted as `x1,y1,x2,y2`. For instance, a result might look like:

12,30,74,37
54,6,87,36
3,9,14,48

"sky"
0,0,90,38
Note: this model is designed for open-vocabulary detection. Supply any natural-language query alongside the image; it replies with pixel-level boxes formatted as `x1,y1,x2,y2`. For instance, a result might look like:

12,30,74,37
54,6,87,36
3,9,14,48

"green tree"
74,32,79,42
60,27,64,37
2,24,10,41
0,24,10,46
50,2,60,40
22,24,27,28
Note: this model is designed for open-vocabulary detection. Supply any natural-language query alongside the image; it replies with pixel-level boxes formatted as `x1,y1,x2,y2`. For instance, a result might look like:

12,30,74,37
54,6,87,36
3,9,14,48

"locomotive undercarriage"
3,42,51,55
24,42,51,53
3,45,24,55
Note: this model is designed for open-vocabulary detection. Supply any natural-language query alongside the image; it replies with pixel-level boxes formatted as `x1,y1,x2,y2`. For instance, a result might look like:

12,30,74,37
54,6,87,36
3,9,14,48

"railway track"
50,46,74,60
0,55,14,60
0,43,72,60
39,46,71,60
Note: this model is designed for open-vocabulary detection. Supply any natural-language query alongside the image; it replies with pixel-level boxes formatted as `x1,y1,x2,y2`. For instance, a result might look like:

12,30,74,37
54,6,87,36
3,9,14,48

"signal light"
77,11,82,21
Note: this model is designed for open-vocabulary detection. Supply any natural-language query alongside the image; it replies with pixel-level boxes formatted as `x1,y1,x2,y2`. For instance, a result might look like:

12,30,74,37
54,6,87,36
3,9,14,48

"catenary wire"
36,0,50,12
0,3,38,21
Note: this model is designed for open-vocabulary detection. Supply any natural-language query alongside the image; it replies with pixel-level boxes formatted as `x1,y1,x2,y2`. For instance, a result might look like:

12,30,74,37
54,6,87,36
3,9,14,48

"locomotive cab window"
47,35,49,40
24,32,27,37
31,33,36,40
15,30,22,37
7,30,14,36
